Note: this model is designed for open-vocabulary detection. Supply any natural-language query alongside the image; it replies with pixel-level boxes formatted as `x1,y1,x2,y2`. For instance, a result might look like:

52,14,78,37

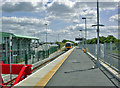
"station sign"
75,38,83,41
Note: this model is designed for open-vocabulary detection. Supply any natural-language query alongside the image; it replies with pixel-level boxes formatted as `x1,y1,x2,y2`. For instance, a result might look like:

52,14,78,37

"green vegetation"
86,35,119,54
62,39,74,43
56,41,65,49
87,35,119,44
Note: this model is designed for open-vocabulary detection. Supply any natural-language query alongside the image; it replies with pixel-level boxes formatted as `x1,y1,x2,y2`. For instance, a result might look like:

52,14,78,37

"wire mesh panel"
88,43,119,71
99,44,104,60
111,43,119,70
31,45,59,64
87,44,97,57
112,43,119,54
106,43,110,53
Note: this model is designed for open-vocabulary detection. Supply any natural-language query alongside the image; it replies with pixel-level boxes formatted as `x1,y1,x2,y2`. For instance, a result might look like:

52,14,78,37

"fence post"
36,42,38,62
95,44,97,56
99,44,101,60
110,42,113,67
104,43,106,62
25,50,28,65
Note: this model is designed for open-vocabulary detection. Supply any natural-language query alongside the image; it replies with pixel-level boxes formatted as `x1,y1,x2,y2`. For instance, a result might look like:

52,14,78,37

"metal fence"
2,44,59,64
87,42,119,71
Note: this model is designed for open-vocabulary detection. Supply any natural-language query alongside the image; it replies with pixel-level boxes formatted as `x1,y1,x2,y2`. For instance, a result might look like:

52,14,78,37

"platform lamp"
45,23,48,58
82,17,87,52
79,30,83,49
45,23,48,44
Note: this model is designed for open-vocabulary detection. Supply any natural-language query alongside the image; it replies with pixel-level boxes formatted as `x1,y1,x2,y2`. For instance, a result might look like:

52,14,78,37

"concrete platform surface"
14,47,75,87
45,48,117,87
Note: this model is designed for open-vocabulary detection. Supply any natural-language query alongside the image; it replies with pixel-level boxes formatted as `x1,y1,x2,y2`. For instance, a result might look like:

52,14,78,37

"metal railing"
87,42,119,72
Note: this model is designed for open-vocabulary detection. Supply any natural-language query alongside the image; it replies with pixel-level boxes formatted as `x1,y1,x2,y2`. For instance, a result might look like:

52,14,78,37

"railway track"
2,48,66,86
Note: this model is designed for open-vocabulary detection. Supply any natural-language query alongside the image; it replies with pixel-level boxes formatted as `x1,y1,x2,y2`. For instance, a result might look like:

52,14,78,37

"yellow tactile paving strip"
33,47,75,88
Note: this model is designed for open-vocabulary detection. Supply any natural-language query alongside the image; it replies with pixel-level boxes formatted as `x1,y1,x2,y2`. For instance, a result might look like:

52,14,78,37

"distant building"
0,32,39,64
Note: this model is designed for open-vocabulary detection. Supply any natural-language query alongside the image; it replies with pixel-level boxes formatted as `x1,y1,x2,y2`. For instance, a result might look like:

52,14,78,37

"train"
65,42,74,50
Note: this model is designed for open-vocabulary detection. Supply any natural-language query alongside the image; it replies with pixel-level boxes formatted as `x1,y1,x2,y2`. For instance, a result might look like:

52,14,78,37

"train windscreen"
65,43,71,47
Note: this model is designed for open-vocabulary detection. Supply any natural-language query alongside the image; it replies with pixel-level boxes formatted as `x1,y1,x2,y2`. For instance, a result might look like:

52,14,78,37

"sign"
75,38,83,41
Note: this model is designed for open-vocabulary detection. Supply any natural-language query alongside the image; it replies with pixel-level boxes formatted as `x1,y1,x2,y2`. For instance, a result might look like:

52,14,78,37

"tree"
56,41,59,44
62,39,68,43
99,36,106,44
86,35,119,44
104,35,117,43
62,39,74,43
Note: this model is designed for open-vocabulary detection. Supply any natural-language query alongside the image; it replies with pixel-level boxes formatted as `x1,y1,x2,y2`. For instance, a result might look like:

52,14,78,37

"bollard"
87,48,89,52
84,49,86,53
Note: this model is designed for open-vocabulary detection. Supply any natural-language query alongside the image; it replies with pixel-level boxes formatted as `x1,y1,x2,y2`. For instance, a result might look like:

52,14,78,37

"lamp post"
45,23,48,44
82,17,87,51
92,0,104,68
79,30,83,49
45,23,48,58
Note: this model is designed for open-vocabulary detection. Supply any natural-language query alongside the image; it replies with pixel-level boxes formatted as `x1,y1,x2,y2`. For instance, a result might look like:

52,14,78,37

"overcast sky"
1,0,119,42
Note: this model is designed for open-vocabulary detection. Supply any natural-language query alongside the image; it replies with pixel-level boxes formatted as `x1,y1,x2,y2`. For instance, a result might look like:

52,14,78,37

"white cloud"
2,16,51,36
99,26,118,38
80,9,97,24
2,2,44,12
109,14,120,22
74,1,117,10
2,1,118,24
74,0,119,2
45,1,117,23
2,0,120,2
53,0,75,8
46,1,75,21
57,24,118,40
2,16,50,26
55,23,96,41
2,0,48,2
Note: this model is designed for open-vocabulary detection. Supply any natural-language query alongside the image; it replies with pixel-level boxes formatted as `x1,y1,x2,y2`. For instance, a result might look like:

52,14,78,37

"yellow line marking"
33,47,75,88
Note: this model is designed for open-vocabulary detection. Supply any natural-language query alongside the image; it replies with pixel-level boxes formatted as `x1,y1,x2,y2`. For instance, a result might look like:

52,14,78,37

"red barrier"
0,64,32,75
12,65,32,86
0,62,32,87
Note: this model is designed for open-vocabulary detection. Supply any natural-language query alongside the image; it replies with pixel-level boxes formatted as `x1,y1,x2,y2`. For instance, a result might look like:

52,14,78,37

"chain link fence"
87,42,119,72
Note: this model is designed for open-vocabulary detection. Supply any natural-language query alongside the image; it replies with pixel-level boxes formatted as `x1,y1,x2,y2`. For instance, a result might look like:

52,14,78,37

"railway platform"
14,47,119,87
